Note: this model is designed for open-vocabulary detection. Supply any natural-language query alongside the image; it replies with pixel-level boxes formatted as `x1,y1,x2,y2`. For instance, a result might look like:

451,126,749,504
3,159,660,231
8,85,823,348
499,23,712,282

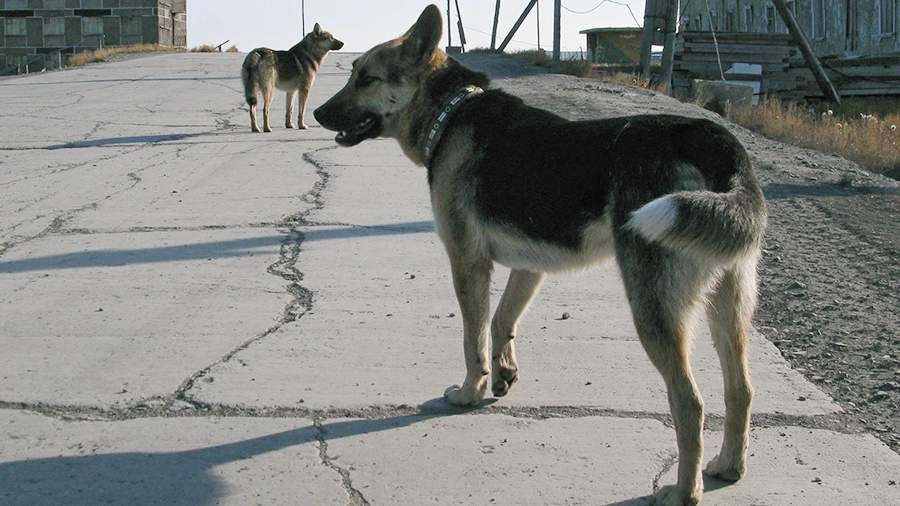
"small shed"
579,27,643,64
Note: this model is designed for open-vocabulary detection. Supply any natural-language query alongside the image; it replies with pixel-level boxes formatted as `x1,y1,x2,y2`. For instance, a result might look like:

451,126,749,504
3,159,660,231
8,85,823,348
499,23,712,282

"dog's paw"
263,126,273,133
298,123,309,130
251,126,261,133
444,383,486,407
704,453,745,482
285,123,296,129
491,366,518,397
654,484,701,506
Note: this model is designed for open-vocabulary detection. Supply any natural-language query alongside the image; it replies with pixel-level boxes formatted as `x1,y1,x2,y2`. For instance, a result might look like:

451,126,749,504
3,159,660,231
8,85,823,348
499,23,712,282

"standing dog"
315,5,766,505
241,23,343,132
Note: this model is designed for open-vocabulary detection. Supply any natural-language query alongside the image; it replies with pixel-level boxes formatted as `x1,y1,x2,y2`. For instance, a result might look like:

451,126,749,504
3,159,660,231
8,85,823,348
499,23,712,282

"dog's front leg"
444,254,492,406
491,270,544,397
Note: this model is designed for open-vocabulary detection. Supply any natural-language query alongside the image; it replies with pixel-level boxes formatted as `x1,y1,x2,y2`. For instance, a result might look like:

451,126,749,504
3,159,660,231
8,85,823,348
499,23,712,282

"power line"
561,1,641,27
561,0,608,14
464,24,581,51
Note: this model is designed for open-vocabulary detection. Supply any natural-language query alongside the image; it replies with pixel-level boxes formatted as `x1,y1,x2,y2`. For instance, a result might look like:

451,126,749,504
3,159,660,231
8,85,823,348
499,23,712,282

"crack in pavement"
314,417,371,506
167,144,337,409
0,399,864,436
167,228,313,410
0,144,188,259
651,451,678,493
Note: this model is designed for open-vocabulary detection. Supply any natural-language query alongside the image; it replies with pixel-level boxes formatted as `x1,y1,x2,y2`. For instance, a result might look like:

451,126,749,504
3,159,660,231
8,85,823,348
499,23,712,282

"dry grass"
509,49,593,78
225,45,239,53
189,44,218,53
728,99,900,178
67,43,178,67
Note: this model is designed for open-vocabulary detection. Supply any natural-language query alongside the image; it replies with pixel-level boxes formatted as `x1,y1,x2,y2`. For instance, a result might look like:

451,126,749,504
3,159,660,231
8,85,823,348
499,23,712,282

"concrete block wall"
0,0,186,72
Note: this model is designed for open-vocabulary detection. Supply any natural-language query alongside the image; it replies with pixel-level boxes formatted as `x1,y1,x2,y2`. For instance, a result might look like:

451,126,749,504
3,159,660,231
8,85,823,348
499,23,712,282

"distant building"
579,27,643,64
1,0,186,73
680,0,899,59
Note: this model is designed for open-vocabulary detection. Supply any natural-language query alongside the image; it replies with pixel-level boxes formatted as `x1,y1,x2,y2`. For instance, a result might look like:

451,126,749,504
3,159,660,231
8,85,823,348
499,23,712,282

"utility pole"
491,0,501,50
639,0,655,79
454,0,467,52
772,0,840,103
301,0,305,34
552,0,561,61
447,0,452,48
658,0,678,92
536,0,540,50
497,0,538,53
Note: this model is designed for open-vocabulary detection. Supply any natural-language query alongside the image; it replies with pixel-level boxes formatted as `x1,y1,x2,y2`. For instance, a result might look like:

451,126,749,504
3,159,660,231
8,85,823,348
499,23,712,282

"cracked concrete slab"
66,138,329,231
323,414,670,505
663,426,900,504
0,228,292,405
189,228,837,415
324,414,900,505
0,410,345,506
1,50,895,506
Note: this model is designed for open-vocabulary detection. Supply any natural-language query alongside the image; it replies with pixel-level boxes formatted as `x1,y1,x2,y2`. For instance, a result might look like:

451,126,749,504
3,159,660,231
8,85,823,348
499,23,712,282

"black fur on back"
422,60,762,250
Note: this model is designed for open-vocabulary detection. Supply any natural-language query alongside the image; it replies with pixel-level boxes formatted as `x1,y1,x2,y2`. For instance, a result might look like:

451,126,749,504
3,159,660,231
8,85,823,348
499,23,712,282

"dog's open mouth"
335,114,380,147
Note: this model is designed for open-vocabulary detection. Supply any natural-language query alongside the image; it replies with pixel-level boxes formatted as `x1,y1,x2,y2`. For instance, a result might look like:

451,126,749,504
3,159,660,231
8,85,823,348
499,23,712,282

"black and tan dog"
241,23,343,132
315,5,766,504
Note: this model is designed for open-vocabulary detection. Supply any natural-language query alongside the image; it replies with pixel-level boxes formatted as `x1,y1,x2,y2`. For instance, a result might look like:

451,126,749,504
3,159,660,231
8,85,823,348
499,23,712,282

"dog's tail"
241,51,259,107
625,147,767,263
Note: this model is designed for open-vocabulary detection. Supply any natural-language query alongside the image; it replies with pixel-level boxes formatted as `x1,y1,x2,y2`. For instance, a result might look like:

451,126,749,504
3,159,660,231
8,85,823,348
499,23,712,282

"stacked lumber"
673,33,799,98
785,56,900,98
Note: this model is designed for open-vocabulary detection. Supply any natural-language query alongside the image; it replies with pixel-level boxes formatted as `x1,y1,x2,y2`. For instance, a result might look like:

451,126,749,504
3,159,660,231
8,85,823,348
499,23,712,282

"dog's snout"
333,40,344,51
313,105,327,126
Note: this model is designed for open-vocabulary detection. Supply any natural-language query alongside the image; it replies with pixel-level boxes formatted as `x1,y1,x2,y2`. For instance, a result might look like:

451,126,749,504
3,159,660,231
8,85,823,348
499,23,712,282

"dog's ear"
313,22,322,35
401,4,443,63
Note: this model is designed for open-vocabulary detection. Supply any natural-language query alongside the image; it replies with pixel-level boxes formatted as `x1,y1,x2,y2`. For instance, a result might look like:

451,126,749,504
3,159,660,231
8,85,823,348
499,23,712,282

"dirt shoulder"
456,54,900,452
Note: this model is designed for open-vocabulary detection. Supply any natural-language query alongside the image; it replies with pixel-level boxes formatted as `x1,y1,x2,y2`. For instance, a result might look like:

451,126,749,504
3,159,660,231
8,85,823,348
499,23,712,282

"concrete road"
1,53,898,505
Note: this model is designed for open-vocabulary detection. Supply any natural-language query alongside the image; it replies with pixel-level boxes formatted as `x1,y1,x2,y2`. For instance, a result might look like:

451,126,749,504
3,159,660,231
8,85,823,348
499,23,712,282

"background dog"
315,5,767,505
241,23,343,133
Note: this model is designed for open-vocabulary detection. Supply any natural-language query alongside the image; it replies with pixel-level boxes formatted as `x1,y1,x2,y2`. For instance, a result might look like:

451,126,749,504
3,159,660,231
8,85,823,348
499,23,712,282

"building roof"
579,27,643,35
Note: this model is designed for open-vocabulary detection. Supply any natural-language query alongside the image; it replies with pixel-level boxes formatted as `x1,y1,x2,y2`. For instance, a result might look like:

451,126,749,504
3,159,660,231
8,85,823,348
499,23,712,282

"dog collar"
423,85,484,166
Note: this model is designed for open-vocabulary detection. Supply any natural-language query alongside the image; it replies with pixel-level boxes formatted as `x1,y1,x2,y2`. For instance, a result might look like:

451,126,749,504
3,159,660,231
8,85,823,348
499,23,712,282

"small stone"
870,391,890,402
557,312,571,321
797,396,807,401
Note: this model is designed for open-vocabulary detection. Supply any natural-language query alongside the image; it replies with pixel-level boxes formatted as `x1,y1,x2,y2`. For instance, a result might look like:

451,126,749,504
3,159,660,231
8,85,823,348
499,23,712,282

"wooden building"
580,27,643,64
676,0,900,98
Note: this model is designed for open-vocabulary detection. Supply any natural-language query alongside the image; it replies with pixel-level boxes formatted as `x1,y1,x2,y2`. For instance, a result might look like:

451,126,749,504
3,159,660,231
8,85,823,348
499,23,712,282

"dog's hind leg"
444,254,493,407
616,240,706,505
249,100,260,133
285,90,297,129
491,269,543,397
703,255,757,482
262,85,274,133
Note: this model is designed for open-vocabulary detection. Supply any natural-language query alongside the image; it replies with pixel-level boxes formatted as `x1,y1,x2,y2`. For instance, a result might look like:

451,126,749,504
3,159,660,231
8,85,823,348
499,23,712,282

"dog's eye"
356,74,381,88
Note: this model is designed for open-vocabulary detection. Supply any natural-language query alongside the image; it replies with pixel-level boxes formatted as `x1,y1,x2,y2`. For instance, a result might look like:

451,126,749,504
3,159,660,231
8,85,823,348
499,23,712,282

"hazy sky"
187,0,644,54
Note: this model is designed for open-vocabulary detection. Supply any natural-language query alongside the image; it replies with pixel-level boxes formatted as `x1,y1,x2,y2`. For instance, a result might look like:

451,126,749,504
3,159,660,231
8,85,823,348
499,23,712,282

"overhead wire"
561,1,641,27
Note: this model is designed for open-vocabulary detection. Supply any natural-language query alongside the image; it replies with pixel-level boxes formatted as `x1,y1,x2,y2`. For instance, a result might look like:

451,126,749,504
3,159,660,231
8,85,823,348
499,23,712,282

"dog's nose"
333,40,344,51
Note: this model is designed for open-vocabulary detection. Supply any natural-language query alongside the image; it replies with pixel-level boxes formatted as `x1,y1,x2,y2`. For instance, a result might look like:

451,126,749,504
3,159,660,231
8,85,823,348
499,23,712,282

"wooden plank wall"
673,32,900,99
